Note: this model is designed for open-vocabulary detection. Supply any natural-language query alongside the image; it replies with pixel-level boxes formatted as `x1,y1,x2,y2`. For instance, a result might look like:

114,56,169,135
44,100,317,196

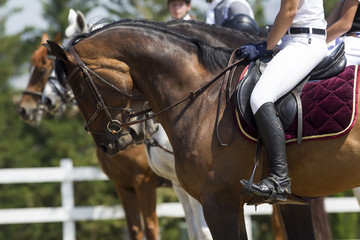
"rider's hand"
236,41,273,61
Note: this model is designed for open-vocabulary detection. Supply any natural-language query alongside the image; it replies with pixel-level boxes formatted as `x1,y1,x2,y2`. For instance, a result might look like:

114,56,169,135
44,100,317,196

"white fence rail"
0,158,359,240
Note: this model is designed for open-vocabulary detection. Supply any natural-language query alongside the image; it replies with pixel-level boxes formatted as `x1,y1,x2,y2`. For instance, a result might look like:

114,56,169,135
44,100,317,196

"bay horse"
53,17,323,239
45,19,358,239
18,14,214,238
18,32,162,240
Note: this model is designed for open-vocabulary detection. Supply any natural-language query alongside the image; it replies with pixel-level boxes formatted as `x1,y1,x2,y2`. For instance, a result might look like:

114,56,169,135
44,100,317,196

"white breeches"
334,36,360,66
250,34,328,114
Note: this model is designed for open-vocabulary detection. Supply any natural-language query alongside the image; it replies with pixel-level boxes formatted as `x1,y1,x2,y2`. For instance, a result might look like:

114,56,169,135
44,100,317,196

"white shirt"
292,0,327,29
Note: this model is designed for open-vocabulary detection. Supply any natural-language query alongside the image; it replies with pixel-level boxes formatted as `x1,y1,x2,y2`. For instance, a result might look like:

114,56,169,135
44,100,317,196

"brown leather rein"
67,46,244,143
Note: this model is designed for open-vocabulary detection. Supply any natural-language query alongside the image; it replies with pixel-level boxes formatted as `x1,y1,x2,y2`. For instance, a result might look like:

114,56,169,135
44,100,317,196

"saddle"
234,42,346,144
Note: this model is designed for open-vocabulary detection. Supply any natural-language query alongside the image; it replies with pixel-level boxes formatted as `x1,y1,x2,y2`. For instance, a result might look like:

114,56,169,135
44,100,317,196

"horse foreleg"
172,182,212,240
202,194,244,240
135,173,159,240
115,183,144,240
188,195,213,240
271,205,287,240
238,205,249,240
277,204,316,240
310,197,331,240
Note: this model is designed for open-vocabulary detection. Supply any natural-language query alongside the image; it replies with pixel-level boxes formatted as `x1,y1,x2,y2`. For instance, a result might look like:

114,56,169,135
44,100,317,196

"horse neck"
76,25,231,144
83,26,213,109
166,21,261,48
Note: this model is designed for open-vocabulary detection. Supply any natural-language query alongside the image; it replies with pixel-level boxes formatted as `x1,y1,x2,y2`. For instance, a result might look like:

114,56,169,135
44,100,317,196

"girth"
234,42,346,144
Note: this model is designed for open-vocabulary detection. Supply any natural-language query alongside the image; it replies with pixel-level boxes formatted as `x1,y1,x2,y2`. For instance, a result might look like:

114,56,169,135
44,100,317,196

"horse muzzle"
18,106,44,126
99,133,134,155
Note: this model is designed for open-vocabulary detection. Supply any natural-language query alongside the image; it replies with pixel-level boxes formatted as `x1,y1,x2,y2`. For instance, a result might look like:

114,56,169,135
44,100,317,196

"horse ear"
66,8,77,37
53,32,61,44
68,8,77,23
43,40,68,62
76,10,88,33
41,32,50,44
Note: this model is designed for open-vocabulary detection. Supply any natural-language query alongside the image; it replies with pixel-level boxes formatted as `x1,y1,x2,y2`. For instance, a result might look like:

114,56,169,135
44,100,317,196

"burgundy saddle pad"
233,65,359,143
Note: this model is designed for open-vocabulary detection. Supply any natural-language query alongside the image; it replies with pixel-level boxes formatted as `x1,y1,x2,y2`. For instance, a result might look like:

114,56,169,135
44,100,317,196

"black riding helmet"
221,14,259,35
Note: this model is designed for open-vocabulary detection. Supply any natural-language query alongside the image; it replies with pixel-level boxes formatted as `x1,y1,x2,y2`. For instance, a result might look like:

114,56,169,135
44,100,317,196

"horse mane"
166,19,261,42
67,19,234,74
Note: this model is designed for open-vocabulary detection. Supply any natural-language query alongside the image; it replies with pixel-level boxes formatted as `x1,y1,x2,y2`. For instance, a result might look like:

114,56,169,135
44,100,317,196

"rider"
205,0,254,26
167,0,196,20
238,0,328,201
326,0,360,66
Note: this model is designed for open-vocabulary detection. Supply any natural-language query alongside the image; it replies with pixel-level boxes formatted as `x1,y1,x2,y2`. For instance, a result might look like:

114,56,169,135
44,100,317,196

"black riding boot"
241,102,291,201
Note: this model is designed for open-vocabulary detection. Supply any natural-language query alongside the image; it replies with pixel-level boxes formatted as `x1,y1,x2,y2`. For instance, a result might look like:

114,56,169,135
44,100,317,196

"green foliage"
76,220,127,240
0,223,62,240
160,218,184,240
74,181,119,206
330,212,360,239
251,215,273,240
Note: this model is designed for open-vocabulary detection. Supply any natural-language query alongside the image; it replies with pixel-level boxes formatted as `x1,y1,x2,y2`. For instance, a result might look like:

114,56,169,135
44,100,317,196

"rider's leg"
250,102,291,201
241,34,327,201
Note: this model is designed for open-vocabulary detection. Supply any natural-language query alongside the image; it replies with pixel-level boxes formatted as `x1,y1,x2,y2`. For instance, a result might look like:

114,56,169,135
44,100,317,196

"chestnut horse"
45,19,358,239
40,27,324,239
18,33,61,125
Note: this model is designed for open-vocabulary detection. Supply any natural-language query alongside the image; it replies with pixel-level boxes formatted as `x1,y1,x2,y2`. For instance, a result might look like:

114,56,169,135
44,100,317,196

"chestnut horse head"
45,19,360,239
18,32,61,125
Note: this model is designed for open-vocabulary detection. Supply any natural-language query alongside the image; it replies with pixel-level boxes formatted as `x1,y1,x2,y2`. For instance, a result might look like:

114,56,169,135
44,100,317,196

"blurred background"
0,0,359,239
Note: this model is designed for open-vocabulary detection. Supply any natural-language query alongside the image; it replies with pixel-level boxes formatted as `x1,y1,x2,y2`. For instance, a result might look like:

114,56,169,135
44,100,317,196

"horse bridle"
67,47,136,140
40,76,76,115
67,46,244,144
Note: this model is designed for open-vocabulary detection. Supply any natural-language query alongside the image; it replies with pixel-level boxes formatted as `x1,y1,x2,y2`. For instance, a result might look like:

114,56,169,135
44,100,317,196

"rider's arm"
266,0,299,50
326,0,359,43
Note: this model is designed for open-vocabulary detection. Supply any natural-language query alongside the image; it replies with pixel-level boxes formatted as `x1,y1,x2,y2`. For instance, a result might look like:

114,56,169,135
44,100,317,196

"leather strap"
291,90,303,144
